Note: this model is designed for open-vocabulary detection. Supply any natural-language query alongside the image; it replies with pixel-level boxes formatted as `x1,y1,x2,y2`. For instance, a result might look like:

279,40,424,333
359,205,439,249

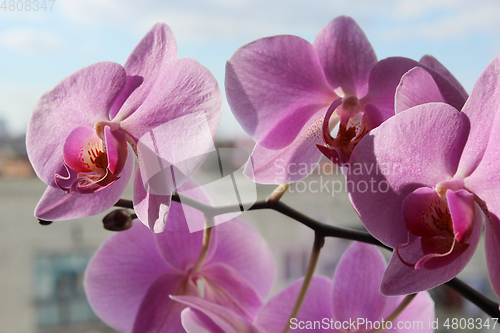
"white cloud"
383,1,500,41
54,0,500,46
0,28,66,55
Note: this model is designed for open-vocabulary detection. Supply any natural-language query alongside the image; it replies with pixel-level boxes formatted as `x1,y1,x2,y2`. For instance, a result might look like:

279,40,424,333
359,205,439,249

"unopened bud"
103,209,134,231
38,219,53,226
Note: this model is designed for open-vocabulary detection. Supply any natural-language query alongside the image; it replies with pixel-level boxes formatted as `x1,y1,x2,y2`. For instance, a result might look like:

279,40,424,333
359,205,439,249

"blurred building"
0,141,497,332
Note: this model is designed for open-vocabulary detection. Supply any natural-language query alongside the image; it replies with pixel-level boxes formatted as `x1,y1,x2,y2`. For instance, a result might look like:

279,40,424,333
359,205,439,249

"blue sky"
1,0,500,138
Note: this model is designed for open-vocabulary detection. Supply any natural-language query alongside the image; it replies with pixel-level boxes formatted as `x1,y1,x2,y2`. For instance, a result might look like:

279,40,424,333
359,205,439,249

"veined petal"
254,276,332,333
395,67,446,113
84,221,174,332
243,108,326,184
26,62,128,186
206,219,275,299
363,57,467,121
331,243,387,324
121,57,221,142
380,204,483,296
225,34,336,149
34,150,133,220
132,273,199,333
382,292,435,333
152,179,219,269
200,263,263,321
132,109,216,198
419,55,468,100
454,55,500,178
348,103,470,247
113,23,178,121
312,16,377,96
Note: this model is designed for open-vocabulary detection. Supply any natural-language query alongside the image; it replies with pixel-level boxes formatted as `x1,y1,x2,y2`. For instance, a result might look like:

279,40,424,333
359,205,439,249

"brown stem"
282,233,324,333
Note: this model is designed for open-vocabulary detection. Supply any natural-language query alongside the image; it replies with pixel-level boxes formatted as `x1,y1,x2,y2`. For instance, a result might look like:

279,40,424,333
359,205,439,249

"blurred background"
1,0,500,332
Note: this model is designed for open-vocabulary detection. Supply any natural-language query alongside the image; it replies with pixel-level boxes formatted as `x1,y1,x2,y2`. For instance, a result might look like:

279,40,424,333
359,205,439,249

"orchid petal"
201,263,263,321
348,103,470,247
447,189,475,243
419,55,468,100
484,215,500,299
462,118,500,299
132,167,172,233
312,16,377,96
456,55,500,178
153,202,218,271
206,219,275,298
174,296,261,333
104,125,128,175
225,35,336,149
415,237,468,270
132,273,198,333
133,109,216,197
113,23,178,121
395,67,446,113
243,109,327,184
254,276,332,333
362,103,383,129
363,57,467,120
380,204,482,295
382,292,435,333
109,75,144,119
180,308,225,333
402,187,449,239
331,243,387,324
121,57,221,143
84,221,173,332
34,151,133,220
26,62,128,186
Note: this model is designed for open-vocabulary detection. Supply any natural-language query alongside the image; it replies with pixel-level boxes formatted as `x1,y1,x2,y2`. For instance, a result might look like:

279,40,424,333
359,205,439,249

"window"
34,252,107,331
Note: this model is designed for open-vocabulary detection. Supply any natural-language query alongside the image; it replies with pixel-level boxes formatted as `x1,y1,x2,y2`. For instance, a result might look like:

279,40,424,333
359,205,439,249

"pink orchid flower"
347,54,500,297
255,243,434,332
84,185,275,333
225,16,467,184
172,243,434,333
26,23,222,232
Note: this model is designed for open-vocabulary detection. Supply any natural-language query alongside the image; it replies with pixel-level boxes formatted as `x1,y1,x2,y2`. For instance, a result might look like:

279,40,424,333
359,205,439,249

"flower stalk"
191,216,214,273
369,293,417,333
282,233,324,333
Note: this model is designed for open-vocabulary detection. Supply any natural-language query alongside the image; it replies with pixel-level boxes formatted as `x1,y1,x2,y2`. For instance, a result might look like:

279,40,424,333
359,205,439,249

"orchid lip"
56,124,128,194
398,186,475,270
318,97,375,164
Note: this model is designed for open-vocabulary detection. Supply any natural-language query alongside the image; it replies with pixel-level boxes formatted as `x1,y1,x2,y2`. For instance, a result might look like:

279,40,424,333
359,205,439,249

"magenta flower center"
397,185,475,270
317,96,381,165
55,123,128,194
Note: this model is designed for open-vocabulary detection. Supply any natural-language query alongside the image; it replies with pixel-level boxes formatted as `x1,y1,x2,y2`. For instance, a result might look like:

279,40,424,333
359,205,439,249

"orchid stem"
282,233,324,333
267,184,290,203
369,293,417,333
112,196,500,317
191,216,214,273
